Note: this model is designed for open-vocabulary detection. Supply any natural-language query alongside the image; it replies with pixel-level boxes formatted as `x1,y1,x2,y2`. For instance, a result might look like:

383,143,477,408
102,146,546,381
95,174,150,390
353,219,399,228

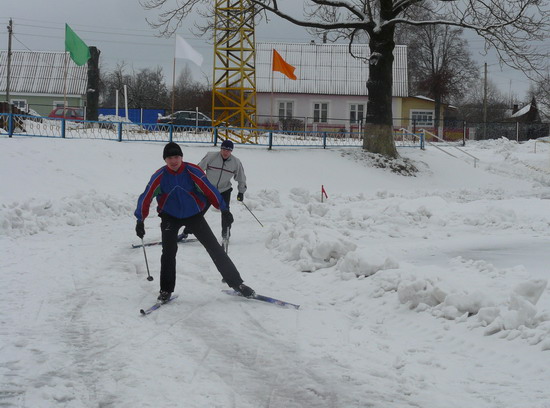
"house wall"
257,93,400,131
0,93,84,116
397,97,447,136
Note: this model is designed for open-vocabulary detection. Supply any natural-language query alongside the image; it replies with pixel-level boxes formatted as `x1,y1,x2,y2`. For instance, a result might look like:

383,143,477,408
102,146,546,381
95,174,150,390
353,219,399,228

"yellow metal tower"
212,0,257,143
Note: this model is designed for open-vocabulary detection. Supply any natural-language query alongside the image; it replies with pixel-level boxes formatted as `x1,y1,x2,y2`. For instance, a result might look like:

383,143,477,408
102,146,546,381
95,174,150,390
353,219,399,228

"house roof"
256,42,408,97
0,51,88,96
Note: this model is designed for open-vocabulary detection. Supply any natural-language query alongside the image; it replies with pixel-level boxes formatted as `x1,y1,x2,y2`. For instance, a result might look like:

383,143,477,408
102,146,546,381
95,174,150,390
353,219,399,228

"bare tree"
143,0,550,158
100,62,129,108
529,73,550,122
131,67,170,109
459,79,509,123
173,65,213,115
397,10,480,133
101,64,170,109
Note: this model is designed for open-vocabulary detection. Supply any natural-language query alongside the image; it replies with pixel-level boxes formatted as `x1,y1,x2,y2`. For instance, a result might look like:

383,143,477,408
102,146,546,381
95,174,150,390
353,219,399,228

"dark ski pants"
183,189,232,236
220,189,232,235
159,212,243,293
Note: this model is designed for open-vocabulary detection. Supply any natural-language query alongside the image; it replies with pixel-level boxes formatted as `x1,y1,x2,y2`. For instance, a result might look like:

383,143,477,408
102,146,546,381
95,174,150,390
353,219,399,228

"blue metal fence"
0,112,424,150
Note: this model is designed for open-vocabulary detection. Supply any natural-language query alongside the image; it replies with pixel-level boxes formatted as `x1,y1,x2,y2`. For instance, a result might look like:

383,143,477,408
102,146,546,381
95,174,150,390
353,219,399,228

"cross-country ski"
222,289,300,309
132,238,198,249
139,295,179,315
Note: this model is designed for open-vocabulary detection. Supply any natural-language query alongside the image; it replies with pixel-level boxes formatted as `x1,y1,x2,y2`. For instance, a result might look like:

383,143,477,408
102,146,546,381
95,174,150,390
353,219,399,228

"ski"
132,238,198,249
222,289,300,310
140,295,179,315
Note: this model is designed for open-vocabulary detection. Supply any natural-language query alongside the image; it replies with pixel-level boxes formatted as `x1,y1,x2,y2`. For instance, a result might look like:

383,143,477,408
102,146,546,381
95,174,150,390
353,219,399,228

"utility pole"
6,18,13,106
483,62,488,140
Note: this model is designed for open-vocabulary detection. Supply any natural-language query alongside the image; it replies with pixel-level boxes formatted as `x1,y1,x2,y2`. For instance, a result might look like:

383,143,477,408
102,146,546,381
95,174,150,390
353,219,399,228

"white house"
255,42,408,132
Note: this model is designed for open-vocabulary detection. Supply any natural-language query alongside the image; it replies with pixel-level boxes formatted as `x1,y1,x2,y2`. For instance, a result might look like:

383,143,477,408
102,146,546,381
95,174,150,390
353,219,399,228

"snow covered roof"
0,51,88,96
256,42,408,97
512,103,532,118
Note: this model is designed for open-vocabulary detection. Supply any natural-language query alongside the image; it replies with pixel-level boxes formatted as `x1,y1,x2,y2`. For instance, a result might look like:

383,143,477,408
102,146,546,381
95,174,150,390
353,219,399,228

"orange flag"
272,49,297,80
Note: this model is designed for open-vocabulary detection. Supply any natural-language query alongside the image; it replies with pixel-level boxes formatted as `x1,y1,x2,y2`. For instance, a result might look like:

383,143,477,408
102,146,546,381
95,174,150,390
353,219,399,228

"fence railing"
0,112,427,149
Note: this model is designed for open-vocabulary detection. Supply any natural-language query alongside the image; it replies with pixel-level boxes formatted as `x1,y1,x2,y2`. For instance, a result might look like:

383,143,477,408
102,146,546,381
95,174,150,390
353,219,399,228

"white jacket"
198,151,247,194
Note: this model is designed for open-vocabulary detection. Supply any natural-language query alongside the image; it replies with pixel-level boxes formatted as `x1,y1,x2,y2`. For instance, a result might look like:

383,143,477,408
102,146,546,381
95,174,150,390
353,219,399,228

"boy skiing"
134,142,255,302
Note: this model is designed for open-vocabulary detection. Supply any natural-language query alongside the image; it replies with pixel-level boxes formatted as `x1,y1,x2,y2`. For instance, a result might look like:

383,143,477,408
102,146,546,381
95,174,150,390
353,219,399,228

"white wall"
257,92,401,130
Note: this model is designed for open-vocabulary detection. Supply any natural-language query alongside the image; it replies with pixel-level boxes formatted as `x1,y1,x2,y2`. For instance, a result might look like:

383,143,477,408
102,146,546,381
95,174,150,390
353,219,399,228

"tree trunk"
363,25,398,158
434,94,442,136
86,46,101,121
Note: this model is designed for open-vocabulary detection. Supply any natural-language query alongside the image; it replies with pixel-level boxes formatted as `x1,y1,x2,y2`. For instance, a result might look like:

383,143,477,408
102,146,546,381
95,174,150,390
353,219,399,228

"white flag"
175,35,203,66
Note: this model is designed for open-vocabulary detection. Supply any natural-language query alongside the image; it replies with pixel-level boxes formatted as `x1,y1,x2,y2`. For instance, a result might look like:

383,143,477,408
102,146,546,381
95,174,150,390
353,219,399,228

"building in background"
255,42,457,137
0,51,87,116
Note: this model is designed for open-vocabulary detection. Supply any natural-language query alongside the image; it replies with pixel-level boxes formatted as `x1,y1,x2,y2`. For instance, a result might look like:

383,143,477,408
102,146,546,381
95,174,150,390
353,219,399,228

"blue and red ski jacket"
134,162,228,222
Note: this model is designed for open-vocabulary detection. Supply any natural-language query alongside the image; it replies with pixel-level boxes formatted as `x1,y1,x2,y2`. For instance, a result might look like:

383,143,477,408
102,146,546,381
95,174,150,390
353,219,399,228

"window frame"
313,101,329,123
349,103,365,124
410,109,435,127
11,99,27,111
277,100,294,121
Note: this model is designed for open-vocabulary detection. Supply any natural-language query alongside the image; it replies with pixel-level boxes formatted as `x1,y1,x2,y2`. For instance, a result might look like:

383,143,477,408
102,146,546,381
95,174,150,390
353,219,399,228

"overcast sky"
1,0,535,104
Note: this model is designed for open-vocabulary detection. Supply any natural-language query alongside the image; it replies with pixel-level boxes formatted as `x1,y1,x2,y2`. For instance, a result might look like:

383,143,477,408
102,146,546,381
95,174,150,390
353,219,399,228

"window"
349,104,365,124
313,102,328,123
53,101,65,108
278,101,293,121
411,110,434,127
11,99,27,111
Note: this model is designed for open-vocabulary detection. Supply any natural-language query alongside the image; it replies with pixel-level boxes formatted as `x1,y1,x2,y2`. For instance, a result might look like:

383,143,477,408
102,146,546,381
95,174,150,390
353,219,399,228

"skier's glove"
237,192,244,202
135,220,145,238
221,210,234,226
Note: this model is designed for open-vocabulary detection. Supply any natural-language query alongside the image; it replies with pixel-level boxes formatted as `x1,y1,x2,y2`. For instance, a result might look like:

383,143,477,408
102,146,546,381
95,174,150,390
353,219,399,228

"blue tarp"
98,108,165,125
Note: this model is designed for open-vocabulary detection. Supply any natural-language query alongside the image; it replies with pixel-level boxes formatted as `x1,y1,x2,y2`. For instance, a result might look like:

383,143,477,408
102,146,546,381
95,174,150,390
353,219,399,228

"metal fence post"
169,124,173,142
420,133,425,150
323,132,327,149
61,119,66,138
214,127,218,146
268,131,273,150
8,113,13,137
118,122,123,142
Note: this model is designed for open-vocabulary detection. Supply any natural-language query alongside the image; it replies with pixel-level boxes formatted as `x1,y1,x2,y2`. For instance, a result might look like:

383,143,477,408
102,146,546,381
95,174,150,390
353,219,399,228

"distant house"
398,95,458,139
501,97,549,141
0,51,88,117
504,97,542,123
256,42,449,136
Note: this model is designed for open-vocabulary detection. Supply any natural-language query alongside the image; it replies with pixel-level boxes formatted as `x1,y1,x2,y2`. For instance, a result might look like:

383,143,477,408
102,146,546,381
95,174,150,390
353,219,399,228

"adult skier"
134,141,255,302
196,139,247,239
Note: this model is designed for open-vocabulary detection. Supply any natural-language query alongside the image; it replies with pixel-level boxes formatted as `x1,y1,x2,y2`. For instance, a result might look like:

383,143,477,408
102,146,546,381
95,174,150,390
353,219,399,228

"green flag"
65,24,90,66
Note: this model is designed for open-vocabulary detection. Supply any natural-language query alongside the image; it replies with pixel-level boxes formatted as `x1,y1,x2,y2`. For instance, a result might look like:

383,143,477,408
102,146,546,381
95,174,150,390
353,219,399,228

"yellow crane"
212,0,257,143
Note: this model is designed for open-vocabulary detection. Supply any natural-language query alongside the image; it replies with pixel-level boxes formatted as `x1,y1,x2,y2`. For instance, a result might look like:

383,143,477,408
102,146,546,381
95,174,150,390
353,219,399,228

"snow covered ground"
1,136,550,408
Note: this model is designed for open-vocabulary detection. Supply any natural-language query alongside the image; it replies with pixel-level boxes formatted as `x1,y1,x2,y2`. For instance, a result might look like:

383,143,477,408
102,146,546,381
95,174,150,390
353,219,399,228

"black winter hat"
163,142,183,159
221,139,234,151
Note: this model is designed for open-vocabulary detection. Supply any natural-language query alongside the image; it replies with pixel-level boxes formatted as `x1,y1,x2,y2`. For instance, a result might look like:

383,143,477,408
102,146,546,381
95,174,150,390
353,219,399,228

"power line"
11,34,32,51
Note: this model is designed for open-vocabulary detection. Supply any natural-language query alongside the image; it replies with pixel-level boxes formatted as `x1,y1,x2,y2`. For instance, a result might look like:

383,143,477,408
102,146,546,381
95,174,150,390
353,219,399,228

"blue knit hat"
221,139,234,151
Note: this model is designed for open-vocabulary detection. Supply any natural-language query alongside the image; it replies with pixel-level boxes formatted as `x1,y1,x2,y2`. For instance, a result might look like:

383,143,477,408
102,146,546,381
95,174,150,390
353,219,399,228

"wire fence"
4,112,547,149
0,112,425,149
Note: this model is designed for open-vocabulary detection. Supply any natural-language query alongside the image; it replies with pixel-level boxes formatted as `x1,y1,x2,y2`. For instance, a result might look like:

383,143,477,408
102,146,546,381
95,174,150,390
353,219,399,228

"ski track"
2,139,550,407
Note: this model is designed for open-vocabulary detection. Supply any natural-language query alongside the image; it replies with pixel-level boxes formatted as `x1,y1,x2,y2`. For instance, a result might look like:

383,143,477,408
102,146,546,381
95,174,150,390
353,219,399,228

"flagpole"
171,36,176,114
270,50,274,128
63,52,68,113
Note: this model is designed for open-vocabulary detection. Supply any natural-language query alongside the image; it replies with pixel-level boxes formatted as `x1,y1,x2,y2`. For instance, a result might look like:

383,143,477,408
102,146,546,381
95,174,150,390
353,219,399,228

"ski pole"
141,238,154,281
241,201,263,227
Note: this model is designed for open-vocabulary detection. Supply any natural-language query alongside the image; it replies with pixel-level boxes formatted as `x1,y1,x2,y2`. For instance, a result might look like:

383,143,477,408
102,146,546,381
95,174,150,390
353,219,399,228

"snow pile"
2,136,550,407
0,192,132,238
